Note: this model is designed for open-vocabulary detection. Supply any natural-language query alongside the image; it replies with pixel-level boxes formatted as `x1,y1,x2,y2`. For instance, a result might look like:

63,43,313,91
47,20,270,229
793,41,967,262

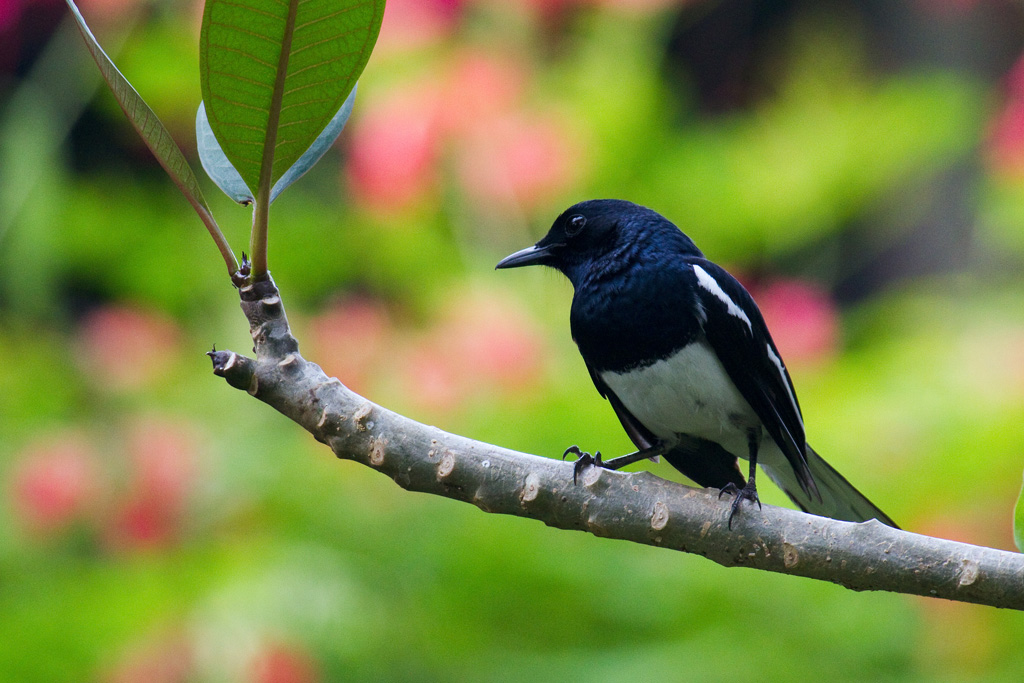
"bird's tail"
761,445,898,528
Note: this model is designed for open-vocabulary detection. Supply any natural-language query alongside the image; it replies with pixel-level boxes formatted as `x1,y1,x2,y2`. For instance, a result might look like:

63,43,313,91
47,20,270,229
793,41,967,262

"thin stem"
249,196,269,278
248,0,300,279
192,198,238,275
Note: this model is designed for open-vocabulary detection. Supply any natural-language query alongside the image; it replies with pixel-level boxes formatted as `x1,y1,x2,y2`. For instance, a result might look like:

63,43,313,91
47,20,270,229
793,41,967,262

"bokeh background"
3,0,1024,680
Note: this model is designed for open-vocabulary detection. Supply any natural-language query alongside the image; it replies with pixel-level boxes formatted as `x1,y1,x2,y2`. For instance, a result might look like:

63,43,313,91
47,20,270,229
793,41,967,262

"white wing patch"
601,341,757,458
765,342,802,428
692,264,752,332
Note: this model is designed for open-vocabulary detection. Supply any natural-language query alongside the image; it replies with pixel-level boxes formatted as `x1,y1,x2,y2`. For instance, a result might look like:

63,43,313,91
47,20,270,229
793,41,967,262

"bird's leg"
718,429,762,529
563,443,664,485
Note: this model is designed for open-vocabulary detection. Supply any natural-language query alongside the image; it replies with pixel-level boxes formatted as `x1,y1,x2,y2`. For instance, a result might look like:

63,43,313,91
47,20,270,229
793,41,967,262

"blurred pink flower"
467,0,689,24
124,417,199,511
594,0,692,13
1006,53,1024,99
10,432,100,536
306,296,395,394
750,279,840,367
107,494,179,551
346,85,444,213
395,342,464,414
249,642,320,683
988,54,1024,177
105,417,200,552
375,0,462,54
456,112,582,210
988,106,1024,176
78,304,183,392
440,49,529,133
441,291,547,392
0,0,23,34
394,290,547,414
105,630,193,683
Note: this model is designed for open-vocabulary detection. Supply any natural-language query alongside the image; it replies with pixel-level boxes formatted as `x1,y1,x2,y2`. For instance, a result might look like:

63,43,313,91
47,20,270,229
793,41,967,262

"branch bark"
210,275,1024,610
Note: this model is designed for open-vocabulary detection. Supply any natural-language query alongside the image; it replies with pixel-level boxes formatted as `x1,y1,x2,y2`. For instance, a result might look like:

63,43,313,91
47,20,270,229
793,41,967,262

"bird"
496,199,897,529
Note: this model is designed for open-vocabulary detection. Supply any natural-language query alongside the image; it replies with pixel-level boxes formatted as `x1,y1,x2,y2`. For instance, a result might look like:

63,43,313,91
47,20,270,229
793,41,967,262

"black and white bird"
496,199,896,528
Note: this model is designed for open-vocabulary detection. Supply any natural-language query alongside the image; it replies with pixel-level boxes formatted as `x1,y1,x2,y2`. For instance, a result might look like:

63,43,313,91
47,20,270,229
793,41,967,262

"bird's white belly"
600,341,759,456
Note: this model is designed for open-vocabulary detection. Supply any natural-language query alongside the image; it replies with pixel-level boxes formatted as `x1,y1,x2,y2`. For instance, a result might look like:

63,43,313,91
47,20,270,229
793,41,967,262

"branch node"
353,402,374,431
207,348,256,391
437,451,455,479
520,472,540,504
958,560,980,588
368,436,387,466
783,542,799,569
317,408,344,429
251,322,270,345
650,501,669,531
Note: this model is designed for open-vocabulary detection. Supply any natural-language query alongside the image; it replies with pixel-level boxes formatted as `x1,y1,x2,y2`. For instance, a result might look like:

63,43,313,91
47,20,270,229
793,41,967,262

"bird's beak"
495,243,558,269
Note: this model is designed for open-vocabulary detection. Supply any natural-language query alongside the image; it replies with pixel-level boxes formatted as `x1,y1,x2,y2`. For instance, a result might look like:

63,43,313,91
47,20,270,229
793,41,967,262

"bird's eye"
566,215,587,236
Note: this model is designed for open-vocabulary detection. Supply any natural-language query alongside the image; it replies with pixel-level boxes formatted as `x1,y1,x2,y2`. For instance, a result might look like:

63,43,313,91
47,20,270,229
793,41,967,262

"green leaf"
269,83,358,204
64,0,237,273
65,0,213,226
1014,470,1024,552
196,84,358,205
199,0,384,197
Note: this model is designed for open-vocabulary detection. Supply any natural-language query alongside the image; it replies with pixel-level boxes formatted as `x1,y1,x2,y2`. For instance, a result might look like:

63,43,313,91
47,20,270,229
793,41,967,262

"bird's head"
496,199,701,284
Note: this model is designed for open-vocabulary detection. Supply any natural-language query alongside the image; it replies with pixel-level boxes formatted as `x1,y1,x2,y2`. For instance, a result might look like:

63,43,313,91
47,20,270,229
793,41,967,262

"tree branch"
210,275,1024,611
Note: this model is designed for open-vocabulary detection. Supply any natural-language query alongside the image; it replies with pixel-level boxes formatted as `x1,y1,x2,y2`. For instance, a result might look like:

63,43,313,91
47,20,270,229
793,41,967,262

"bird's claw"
561,445,583,461
562,445,603,485
719,482,761,529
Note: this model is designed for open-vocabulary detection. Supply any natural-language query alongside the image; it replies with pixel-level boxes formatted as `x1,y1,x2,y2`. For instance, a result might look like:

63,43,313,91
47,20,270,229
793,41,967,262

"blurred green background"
3,0,1024,680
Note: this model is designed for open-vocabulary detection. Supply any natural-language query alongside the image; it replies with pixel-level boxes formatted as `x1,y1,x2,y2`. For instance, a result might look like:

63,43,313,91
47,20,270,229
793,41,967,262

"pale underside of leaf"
197,84,358,205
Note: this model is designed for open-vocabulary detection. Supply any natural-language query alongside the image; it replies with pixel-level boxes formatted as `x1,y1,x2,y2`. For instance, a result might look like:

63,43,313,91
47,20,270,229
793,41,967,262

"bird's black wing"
585,362,746,489
689,260,819,499
585,363,657,451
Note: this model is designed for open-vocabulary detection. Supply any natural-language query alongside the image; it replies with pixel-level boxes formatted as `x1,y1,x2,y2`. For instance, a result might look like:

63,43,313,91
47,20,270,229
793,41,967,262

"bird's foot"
719,482,761,529
562,445,604,485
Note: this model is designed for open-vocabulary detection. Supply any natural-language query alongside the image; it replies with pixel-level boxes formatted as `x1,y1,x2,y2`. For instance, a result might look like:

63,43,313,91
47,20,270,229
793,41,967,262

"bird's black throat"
569,259,703,373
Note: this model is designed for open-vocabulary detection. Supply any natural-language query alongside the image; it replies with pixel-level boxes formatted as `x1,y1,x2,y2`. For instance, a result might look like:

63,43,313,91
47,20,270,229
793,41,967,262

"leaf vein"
293,1,374,31
208,43,277,69
211,0,284,19
208,22,282,46
210,69,275,91
211,93,270,114
282,76,343,96
279,97,334,111
285,56,346,78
